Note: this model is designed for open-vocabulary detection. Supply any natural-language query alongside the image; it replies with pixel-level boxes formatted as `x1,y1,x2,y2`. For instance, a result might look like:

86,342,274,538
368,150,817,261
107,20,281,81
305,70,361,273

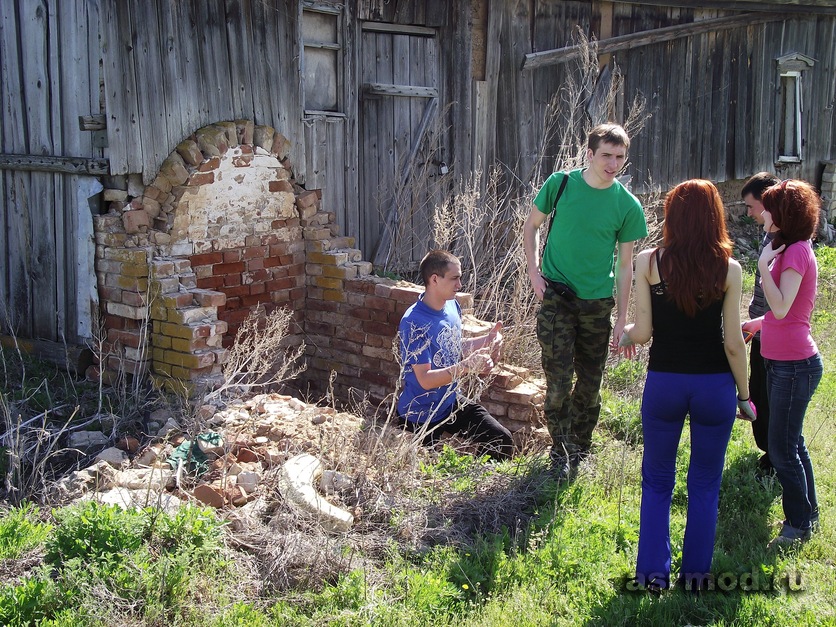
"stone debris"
58,393,362,530
278,453,355,533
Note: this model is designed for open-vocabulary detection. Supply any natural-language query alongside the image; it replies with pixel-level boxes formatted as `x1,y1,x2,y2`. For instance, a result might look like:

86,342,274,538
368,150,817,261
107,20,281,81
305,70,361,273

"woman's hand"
759,241,786,268
737,397,757,421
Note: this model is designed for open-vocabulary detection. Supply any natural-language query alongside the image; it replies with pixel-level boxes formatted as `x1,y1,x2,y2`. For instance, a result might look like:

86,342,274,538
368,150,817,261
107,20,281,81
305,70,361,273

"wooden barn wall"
610,5,836,190
0,0,102,344
490,1,593,190
100,0,306,187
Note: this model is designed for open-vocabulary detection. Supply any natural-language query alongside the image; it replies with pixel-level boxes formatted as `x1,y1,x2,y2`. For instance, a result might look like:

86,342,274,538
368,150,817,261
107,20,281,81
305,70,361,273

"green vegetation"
0,247,834,626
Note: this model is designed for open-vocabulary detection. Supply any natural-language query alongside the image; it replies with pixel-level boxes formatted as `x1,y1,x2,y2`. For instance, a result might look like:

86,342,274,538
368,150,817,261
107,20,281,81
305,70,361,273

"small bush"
0,502,52,560
45,501,145,565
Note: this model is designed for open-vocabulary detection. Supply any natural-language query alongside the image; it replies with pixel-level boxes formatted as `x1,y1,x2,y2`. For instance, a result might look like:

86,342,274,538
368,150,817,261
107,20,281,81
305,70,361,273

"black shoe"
550,455,571,482
755,454,776,480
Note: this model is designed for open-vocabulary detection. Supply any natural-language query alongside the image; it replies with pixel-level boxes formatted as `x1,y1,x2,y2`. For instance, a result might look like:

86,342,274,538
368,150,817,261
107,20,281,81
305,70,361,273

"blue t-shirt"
397,295,461,424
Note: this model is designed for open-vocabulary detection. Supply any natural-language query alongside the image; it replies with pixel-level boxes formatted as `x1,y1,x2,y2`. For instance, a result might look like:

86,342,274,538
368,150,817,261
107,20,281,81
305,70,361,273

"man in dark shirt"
741,172,780,476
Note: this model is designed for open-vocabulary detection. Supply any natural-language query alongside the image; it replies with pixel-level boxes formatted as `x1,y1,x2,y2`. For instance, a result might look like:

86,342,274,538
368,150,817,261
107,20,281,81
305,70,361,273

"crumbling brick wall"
93,120,544,434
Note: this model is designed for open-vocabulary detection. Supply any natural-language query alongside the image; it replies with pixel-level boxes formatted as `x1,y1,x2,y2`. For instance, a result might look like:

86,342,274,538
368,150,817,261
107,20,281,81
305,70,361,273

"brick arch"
144,120,305,345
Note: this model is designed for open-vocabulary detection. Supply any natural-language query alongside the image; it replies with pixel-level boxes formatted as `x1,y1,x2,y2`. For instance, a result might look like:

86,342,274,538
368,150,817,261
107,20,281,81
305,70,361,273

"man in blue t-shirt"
397,250,513,460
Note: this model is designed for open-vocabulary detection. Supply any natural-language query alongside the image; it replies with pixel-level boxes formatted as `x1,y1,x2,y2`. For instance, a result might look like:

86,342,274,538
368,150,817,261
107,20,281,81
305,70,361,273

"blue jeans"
766,354,823,537
636,371,736,589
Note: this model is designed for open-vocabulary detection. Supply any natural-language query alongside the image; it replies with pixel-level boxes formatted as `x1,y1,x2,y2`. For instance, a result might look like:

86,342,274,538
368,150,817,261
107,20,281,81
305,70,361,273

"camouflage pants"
536,284,614,458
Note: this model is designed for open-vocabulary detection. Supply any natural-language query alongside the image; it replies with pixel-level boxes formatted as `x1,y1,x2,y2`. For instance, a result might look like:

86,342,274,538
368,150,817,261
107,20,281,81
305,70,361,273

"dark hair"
588,123,630,153
761,179,821,249
660,180,733,317
419,249,459,284
741,172,780,200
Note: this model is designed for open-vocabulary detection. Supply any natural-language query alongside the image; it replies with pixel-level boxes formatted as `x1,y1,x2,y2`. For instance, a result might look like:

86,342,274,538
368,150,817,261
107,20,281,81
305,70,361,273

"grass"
1,242,834,624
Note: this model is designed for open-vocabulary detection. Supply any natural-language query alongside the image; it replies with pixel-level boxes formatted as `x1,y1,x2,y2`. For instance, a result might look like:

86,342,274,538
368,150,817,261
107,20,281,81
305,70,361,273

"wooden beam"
363,82,439,98
361,22,436,36
0,335,95,375
78,114,107,131
611,0,836,15
0,154,109,175
522,12,794,70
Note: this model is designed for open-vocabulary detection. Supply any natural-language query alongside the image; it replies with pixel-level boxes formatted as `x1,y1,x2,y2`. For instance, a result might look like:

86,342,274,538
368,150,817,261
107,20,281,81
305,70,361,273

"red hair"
761,179,820,249
660,180,733,317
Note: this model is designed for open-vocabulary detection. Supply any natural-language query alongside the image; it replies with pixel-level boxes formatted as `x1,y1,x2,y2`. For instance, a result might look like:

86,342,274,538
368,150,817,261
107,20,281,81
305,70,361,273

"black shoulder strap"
545,172,569,245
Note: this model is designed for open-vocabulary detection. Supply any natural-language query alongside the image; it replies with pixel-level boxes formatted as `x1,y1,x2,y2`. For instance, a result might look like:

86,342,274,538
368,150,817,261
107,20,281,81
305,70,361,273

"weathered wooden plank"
249,0,274,128
361,22,436,36
0,334,94,375
20,0,57,340
392,35,411,260
173,0,206,137
522,12,789,70
360,29,379,256
131,0,173,183
101,0,143,174
0,154,110,175
362,82,438,98
224,0,256,123
0,1,31,336
78,115,107,131
611,0,836,16
341,0,360,247
325,117,346,228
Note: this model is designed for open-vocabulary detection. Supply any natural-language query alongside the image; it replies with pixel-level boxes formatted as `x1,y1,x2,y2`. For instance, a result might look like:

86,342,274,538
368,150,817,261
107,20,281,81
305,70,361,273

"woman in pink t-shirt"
749,179,822,548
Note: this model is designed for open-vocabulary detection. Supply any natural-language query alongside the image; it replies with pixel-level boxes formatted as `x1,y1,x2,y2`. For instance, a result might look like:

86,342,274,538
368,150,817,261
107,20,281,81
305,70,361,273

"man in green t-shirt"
523,123,648,479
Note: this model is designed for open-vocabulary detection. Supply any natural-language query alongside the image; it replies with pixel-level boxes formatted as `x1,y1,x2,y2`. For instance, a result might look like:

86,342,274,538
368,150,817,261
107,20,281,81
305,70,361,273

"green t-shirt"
534,168,647,299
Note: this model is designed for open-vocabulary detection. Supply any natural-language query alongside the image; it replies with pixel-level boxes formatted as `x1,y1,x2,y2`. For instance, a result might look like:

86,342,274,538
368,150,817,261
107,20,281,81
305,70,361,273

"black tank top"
648,249,731,374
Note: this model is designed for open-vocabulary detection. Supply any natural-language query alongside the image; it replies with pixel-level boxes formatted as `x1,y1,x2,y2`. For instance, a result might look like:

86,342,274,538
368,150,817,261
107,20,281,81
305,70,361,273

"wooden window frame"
777,70,803,163
301,2,344,116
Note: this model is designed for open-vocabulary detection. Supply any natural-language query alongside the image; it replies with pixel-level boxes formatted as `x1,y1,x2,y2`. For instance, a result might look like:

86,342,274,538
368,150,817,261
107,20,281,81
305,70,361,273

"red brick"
198,157,221,172
269,180,294,193
243,246,266,259
348,307,371,321
268,243,290,257
232,155,253,167
223,297,241,310
224,273,242,287
224,285,250,298
191,252,223,266
370,309,390,323
296,190,319,208
197,276,225,289
219,309,250,325
247,257,265,271
222,250,241,263
267,277,295,291
308,299,339,313
214,261,244,274
364,296,396,311
241,294,269,307
358,370,391,387
188,172,215,186
243,269,269,283
363,321,396,336
250,282,266,295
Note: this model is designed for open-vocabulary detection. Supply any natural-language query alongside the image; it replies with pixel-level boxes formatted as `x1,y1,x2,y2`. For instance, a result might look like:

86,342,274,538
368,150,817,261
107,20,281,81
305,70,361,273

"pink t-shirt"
761,239,818,361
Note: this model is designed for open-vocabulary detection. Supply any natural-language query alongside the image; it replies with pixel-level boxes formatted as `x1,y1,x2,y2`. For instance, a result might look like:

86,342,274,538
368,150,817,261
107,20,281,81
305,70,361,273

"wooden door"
359,23,440,271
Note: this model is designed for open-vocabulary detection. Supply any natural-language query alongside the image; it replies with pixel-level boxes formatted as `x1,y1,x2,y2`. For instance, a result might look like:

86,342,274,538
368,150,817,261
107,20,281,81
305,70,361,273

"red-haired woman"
747,179,822,547
619,180,754,592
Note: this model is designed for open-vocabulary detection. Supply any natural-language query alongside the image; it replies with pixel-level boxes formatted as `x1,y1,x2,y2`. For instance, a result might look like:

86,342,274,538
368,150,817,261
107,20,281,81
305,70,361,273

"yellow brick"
116,276,149,291
152,362,172,377
121,262,149,278
171,337,194,352
308,251,347,265
151,333,172,349
313,276,343,290
322,265,357,279
159,322,198,340
152,347,167,362
322,289,346,302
